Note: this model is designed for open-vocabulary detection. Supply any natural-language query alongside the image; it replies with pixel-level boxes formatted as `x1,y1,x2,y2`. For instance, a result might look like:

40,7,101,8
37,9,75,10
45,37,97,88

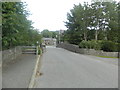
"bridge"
2,45,118,88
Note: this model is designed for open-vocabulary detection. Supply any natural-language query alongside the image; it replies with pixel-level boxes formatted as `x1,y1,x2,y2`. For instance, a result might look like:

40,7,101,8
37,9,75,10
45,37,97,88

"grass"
96,55,118,58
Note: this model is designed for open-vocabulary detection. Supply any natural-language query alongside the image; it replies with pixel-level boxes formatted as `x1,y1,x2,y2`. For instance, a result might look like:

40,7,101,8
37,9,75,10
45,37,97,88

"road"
35,46,118,88
3,54,37,88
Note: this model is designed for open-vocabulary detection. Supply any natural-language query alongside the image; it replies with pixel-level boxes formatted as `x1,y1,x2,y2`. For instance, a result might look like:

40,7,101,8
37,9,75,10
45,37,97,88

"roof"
42,38,56,41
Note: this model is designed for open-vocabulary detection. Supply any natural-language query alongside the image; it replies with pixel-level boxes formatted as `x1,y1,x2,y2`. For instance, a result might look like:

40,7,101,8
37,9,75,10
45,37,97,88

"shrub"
79,40,118,52
79,40,88,48
79,40,101,50
101,41,118,52
118,43,120,52
38,47,42,55
94,40,102,50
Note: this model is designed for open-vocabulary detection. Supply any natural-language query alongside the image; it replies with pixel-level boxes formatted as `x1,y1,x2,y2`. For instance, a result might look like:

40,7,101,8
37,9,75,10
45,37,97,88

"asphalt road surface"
35,46,118,88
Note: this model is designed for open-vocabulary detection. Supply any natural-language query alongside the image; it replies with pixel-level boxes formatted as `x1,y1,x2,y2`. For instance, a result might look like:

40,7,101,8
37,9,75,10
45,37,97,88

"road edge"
28,55,40,88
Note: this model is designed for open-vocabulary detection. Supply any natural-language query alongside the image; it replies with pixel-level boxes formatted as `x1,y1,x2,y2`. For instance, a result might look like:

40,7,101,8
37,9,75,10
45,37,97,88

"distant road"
35,46,118,88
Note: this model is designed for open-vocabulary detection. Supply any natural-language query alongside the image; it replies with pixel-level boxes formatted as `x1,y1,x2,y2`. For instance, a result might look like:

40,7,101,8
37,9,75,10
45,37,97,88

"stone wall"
57,43,118,58
2,46,22,65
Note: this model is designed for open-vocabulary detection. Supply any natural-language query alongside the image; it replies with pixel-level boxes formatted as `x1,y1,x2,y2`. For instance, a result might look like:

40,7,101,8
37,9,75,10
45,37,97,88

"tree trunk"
95,30,98,40
84,32,87,41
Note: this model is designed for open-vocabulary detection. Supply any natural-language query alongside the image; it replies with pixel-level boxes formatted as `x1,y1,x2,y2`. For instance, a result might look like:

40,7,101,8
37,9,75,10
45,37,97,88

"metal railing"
22,46,37,54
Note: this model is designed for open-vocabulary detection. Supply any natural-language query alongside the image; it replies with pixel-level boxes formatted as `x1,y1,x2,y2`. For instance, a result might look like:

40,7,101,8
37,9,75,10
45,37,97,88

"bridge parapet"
2,46,38,67
57,43,118,58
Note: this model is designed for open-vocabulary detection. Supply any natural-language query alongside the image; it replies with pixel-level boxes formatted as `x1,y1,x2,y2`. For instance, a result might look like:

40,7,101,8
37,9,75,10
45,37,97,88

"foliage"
41,29,58,38
79,40,101,50
63,1,119,52
64,1,119,43
2,2,42,50
101,41,118,52
79,40,118,52
38,47,42,55
41,29,52,38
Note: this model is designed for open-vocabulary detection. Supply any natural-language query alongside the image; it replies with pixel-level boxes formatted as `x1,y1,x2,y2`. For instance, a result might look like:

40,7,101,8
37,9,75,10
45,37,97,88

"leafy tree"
41,29,52,38
2,2,42,50
41,29,58,39
63,1,119,52
64,1,119,43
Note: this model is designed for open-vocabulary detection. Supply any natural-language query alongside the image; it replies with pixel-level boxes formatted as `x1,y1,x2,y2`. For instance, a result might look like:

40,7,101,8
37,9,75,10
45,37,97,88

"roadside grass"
96,56,118,58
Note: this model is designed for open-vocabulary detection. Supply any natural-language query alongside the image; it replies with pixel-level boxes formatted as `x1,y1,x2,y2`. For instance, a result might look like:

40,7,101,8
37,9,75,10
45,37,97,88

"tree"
65,3,91,44
41,29,58,39
2,2,42,50
41,29,52,38
64,1,119,45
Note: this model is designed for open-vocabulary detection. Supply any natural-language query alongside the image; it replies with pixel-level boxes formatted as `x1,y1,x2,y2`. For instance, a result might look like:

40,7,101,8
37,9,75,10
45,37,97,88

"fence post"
36,46,38,55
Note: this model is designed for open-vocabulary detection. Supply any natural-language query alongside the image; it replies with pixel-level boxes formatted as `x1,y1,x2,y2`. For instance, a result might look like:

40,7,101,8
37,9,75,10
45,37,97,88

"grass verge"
96,56,118,58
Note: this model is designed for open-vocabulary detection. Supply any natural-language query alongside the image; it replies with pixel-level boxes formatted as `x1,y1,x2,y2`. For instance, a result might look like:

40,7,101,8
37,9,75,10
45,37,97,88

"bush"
38,47,42,55
79,40,88,48
79,40,118,52
118,43,120,52
101,41,118,52
79,40,101,50
94,40,102,50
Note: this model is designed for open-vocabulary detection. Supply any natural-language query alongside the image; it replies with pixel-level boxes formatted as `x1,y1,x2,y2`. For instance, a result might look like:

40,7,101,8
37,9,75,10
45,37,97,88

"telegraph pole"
59,30,61,44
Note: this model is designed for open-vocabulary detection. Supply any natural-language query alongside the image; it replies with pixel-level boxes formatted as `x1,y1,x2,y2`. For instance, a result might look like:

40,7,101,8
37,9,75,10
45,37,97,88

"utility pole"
59,30,61,44
36,41,39,55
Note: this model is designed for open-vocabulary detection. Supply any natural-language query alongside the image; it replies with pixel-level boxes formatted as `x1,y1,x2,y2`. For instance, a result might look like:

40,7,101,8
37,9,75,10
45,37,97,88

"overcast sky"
22,0,118,31
21,0,92,31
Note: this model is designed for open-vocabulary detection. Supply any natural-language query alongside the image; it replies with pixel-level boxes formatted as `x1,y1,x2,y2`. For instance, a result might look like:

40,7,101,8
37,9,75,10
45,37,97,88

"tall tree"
2,2,42,50
64,1,119,44
41,29,52,38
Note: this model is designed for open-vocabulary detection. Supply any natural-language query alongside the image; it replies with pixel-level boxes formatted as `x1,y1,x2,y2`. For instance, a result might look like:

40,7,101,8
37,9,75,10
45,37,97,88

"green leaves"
64,1,119,45
41,29,52,38
2,2,42,50
41,29,58,38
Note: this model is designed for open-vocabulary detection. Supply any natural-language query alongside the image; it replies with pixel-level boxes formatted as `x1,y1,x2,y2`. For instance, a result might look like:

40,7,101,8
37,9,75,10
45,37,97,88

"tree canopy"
41,29,58,38
64,1,119,45
2,2,42,50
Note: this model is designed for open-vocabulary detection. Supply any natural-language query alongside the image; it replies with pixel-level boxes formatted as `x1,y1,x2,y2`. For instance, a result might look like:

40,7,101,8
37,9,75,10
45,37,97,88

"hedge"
79,40,119,52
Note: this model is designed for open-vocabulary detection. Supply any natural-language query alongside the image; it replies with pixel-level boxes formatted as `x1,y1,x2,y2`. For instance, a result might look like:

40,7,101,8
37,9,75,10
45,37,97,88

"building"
42,38,56,45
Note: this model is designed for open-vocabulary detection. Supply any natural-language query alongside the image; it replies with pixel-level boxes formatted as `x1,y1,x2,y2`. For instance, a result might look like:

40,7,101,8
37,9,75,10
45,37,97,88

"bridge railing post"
36,46,38,55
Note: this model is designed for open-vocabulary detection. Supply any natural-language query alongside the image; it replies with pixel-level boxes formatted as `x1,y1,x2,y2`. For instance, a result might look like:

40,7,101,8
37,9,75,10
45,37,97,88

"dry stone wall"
57,43,118,58
2,46,22,66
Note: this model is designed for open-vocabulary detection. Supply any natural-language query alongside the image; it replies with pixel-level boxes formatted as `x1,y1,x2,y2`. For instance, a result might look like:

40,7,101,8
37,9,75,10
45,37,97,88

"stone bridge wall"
2,46,22,66
57,43,118,58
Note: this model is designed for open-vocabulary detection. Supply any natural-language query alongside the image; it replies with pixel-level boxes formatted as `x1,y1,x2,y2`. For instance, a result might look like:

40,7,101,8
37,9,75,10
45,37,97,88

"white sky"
21,0,92,31
22,0,119,31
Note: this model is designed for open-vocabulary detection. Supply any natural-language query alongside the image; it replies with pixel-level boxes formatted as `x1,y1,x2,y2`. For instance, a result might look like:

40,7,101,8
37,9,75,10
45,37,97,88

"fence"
22,46,37,54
